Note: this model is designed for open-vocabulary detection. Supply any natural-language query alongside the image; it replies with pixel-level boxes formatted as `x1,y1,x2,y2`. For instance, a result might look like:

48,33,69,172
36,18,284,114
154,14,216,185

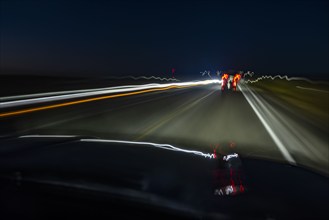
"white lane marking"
80,139,215,159
19,134,77,138
0,80,221,108
296,86,329,93
239,85,296,164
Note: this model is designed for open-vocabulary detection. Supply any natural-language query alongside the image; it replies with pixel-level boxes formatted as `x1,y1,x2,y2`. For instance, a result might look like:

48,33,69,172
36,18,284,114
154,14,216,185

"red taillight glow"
222,73,229,80
233,74,241,82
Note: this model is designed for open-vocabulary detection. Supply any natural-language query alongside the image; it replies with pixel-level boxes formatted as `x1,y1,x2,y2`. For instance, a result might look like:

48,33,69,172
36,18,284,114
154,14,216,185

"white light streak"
244,75,323,84
239,84,296,164
225,185,234,195
2,76,179,102
1,85,141,101
201,70,207,76
296,86,329,93
106,75,180,82
19,134,77,138
223,153,239,161
200,70,212,79
243,71,254,78
80,139,216,159
1,79,221,109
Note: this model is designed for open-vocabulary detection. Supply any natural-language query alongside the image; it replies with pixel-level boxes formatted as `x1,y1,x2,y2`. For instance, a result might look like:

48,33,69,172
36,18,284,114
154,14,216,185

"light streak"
105,75,180,82
239,84,296,164
79,139,216,159
1,84,142,102
244,74,326,84
1,80,221,109
0,79,221,117
214,185,243,196
1,84,165,108
296,86,329,93
223,153,239,161
243,71,254,78
19,134,77,138
201,70,207,76
0,86,184,117
200,70,212,79
2,75,180,101
225,185,234,195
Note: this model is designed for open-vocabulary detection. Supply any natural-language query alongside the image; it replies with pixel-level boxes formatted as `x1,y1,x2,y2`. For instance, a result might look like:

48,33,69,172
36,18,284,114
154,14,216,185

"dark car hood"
0,136,328,219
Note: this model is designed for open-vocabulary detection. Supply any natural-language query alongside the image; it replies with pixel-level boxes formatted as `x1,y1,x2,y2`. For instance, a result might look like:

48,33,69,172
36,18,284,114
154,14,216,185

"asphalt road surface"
0,83,328,175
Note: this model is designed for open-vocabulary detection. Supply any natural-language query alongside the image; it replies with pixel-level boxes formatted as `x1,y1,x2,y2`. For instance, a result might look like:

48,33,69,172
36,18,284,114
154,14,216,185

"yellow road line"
0,85,194,118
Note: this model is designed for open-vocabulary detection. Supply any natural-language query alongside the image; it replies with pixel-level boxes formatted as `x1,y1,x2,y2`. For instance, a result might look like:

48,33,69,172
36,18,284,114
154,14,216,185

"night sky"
1,0,328,79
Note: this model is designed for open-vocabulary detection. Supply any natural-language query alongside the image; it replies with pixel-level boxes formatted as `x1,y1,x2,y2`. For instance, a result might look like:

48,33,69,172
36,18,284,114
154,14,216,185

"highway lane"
0,83,328,175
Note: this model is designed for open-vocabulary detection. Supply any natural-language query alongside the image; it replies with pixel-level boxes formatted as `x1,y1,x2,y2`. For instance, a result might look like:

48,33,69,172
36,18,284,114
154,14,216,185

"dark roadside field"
0,75,178,97
249,79,329,130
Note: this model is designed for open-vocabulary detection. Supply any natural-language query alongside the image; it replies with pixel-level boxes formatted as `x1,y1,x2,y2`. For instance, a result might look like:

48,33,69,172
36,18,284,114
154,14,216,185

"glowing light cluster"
221,74,229,80
233,74,241,82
